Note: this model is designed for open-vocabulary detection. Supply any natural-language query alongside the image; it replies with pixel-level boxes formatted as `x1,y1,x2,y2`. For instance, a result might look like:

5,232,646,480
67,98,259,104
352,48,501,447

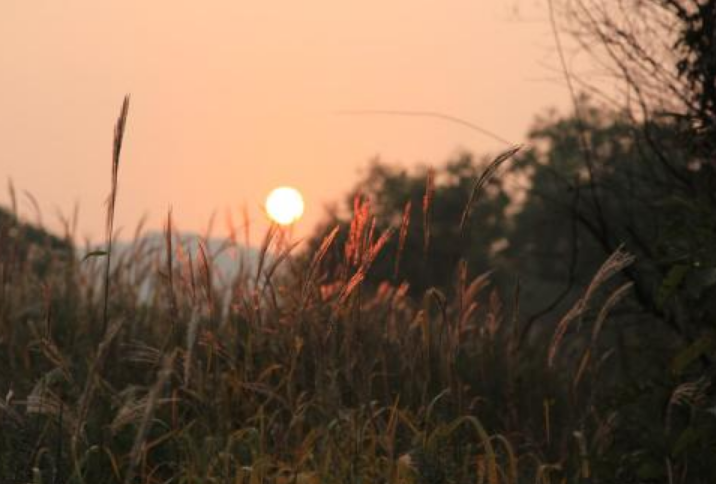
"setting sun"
265,186,305,226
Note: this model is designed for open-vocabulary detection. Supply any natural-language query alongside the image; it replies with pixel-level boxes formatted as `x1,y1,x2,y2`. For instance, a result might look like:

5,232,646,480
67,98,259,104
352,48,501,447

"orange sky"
0,1,570,244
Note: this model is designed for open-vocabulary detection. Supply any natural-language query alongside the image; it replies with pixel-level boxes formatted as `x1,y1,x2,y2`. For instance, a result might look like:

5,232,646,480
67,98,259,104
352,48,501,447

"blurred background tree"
304,1,716,479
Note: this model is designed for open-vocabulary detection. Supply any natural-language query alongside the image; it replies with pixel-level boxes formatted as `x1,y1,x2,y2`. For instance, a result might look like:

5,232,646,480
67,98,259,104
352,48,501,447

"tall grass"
0,102,635,484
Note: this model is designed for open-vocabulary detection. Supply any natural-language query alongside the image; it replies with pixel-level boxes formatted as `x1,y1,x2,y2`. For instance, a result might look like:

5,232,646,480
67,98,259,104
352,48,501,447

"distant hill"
0,206,73,275
0,206,263,295
84,231,260,285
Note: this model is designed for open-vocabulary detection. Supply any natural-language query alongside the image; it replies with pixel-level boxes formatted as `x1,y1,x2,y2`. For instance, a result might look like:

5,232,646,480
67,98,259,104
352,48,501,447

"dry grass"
0,101,639,484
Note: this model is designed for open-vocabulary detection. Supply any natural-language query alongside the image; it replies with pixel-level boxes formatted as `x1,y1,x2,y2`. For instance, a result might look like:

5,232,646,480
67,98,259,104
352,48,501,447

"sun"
265,186,305,226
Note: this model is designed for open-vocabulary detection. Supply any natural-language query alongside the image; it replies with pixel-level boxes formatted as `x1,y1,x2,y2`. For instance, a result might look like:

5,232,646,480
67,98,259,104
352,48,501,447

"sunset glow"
265,186,305,226
0,1,569,241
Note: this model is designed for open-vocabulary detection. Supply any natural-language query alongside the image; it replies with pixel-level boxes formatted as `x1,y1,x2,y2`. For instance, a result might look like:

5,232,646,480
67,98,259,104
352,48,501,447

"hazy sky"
0,0,570,243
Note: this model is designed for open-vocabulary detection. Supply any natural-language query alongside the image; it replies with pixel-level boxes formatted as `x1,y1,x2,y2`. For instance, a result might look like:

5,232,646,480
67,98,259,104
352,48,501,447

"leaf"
671,334,714,376
673,426,702,456
636,460,664,480
656,264,689,310
82,250,108,262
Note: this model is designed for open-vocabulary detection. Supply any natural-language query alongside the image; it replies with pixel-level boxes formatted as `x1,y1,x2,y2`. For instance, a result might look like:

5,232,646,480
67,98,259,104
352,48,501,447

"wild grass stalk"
393,201,411,279
422,169,434,256
459,145,521,236
548,246,634,368
102,95,130,335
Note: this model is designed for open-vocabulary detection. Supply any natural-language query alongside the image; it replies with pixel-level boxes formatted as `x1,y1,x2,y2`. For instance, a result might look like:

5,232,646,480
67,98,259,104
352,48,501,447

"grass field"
2,210,628,484
0,101,651,484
